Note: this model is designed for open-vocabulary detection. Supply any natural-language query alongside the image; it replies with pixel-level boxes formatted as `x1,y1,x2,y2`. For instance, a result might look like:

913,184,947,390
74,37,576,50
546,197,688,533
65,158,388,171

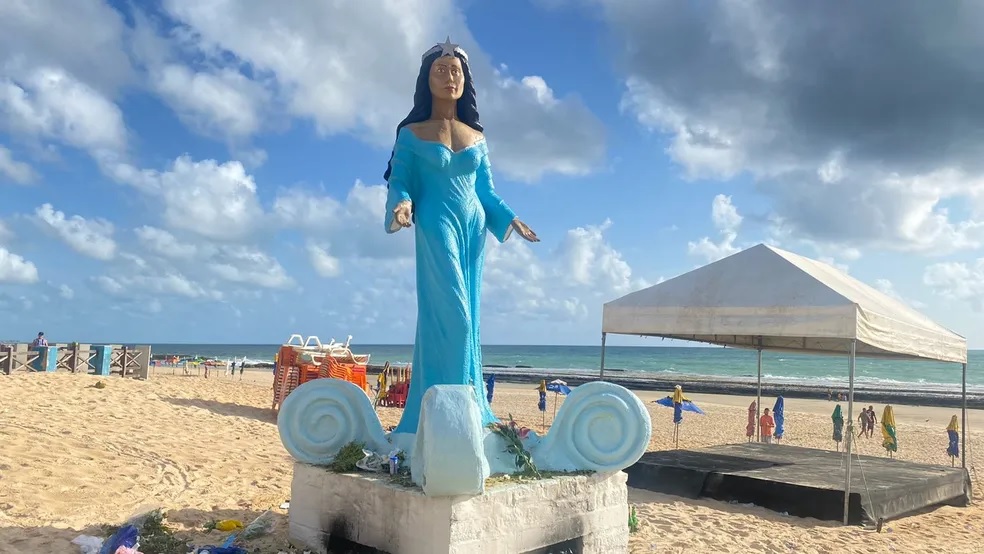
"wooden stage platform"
626,443,971,524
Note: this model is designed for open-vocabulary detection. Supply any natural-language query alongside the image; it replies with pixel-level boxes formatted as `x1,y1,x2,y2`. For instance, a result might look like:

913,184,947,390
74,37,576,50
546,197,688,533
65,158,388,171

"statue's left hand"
511,218,540,243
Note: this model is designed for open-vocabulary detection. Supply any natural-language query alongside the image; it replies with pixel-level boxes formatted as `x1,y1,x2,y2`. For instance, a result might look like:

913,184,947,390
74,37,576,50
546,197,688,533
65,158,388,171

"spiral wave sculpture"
532,381,652,472
277,379,390,465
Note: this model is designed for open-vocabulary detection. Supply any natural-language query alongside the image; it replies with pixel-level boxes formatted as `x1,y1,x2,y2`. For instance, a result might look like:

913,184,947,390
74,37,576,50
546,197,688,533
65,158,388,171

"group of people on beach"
856,405,879,438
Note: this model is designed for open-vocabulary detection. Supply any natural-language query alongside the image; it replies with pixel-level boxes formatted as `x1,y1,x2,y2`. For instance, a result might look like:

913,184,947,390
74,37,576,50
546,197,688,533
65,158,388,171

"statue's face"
429,55,464,101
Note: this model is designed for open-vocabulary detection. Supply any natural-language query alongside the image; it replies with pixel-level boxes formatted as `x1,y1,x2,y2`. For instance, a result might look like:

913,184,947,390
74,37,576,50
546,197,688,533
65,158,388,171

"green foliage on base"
628,506,639,533
329,441,367,472
487,414,541,478
100,509,188,554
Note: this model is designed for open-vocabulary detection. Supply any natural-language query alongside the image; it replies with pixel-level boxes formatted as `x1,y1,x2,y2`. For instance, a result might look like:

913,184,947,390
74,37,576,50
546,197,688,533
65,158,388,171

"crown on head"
422,36,468,62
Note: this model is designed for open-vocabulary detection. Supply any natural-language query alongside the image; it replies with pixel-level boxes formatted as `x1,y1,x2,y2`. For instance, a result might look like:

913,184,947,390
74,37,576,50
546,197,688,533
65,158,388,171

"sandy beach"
2,369,983,553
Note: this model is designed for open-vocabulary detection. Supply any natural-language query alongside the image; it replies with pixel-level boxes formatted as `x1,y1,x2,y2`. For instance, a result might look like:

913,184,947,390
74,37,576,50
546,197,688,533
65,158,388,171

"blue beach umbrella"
947,415,960,465
654,396,706,415
546,381,572,395
486,373,496,403
655,386,704,448
546,379,570,419
773,396,785,441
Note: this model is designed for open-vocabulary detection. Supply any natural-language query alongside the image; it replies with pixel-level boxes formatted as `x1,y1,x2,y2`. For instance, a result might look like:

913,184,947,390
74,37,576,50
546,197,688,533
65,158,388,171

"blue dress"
385,127,516,434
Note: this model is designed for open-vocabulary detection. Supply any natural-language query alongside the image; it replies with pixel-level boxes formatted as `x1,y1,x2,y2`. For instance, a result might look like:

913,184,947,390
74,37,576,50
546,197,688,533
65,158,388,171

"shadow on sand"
160,397,277,423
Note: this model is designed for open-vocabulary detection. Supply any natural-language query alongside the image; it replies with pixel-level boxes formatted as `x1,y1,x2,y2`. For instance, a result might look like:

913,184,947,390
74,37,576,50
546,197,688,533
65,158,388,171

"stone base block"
288,462,629,554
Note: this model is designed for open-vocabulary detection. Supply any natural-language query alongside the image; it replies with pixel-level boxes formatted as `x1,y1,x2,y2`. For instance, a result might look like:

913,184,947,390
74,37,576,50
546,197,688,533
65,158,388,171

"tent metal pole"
756,345,763,441
842,339,857,525
962,362,967,471
600,332,607,379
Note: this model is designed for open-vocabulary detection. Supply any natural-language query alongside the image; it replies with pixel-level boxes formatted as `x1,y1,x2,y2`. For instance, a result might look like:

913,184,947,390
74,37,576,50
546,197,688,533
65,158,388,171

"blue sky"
1,1,983,347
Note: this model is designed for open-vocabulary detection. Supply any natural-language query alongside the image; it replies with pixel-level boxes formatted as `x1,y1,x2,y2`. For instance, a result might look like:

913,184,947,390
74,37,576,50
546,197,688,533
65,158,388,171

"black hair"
383,50,482,183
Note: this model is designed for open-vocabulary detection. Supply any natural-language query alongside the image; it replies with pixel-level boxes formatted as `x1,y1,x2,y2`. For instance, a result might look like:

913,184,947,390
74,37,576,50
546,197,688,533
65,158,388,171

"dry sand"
1,368,982,553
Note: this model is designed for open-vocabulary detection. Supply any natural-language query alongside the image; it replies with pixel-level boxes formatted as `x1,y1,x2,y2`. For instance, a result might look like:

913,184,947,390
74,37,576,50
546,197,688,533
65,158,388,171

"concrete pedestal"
288,462,630,554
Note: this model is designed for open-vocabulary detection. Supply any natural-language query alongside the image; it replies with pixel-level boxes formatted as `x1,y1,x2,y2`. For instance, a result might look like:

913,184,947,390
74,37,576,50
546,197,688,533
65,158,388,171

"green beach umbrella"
832,404,844,450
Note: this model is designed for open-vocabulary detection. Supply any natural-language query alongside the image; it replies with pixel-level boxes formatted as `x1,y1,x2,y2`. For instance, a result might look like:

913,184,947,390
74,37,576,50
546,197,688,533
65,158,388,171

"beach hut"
601,243,968,525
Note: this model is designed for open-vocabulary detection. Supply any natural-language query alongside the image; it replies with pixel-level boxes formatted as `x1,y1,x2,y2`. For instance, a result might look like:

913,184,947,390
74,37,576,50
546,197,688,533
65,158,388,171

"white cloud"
0,145,37,184
96,271,222,301
0,66,127,158
208,246,294,289
924,260,984,311
274,181,413,261
158,0,605,182
688,194,742,263
0,220,11,243
135,226,200,260
98,234,292,304
0,247,39,284
0,0,133,94
483,219,648,323
607,2,984,254
113,156,265,241
307,243,341,278
58,284,74,299
33,203,116,260
148,63,270,141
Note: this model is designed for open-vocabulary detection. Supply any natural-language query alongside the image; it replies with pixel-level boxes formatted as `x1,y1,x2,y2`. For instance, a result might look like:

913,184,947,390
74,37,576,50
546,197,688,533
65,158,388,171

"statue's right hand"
393,200,413,228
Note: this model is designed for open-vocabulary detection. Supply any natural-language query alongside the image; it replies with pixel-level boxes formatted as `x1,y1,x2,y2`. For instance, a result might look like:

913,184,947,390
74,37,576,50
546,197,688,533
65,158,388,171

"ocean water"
151,344,984,391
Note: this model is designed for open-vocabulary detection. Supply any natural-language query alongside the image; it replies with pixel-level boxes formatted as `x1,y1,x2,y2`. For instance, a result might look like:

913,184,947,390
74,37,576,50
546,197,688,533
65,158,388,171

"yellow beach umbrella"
672,385,684,404
881,405,898,456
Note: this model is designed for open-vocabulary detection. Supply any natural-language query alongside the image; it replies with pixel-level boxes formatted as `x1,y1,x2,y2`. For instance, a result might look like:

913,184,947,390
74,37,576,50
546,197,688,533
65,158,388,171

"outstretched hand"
393,200,413,228
511,218,540,243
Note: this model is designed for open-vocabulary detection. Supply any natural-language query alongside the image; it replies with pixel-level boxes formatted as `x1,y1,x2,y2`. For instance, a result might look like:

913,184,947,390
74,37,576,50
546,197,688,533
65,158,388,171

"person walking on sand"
858,407,869,438
867,406,878,438
760,408,776,444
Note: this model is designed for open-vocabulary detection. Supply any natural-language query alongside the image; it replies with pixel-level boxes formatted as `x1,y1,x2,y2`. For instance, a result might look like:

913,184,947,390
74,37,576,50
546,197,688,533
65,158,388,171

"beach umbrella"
374,369,388,407
653,385,704,448
947,415,960,466
881,405,898,457
773,396,785,442
832,405,844,451
672,385,684,425
546,379,571,419
746,402,756,442
486,373,496,403
655,393,706,415
546,379,571,395
537,380,547,430
671,386,683,448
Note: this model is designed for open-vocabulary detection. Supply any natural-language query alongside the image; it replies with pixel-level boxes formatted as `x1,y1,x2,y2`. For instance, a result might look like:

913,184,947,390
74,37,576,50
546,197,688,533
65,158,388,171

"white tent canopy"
601,243,969,525
603,243,966,363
